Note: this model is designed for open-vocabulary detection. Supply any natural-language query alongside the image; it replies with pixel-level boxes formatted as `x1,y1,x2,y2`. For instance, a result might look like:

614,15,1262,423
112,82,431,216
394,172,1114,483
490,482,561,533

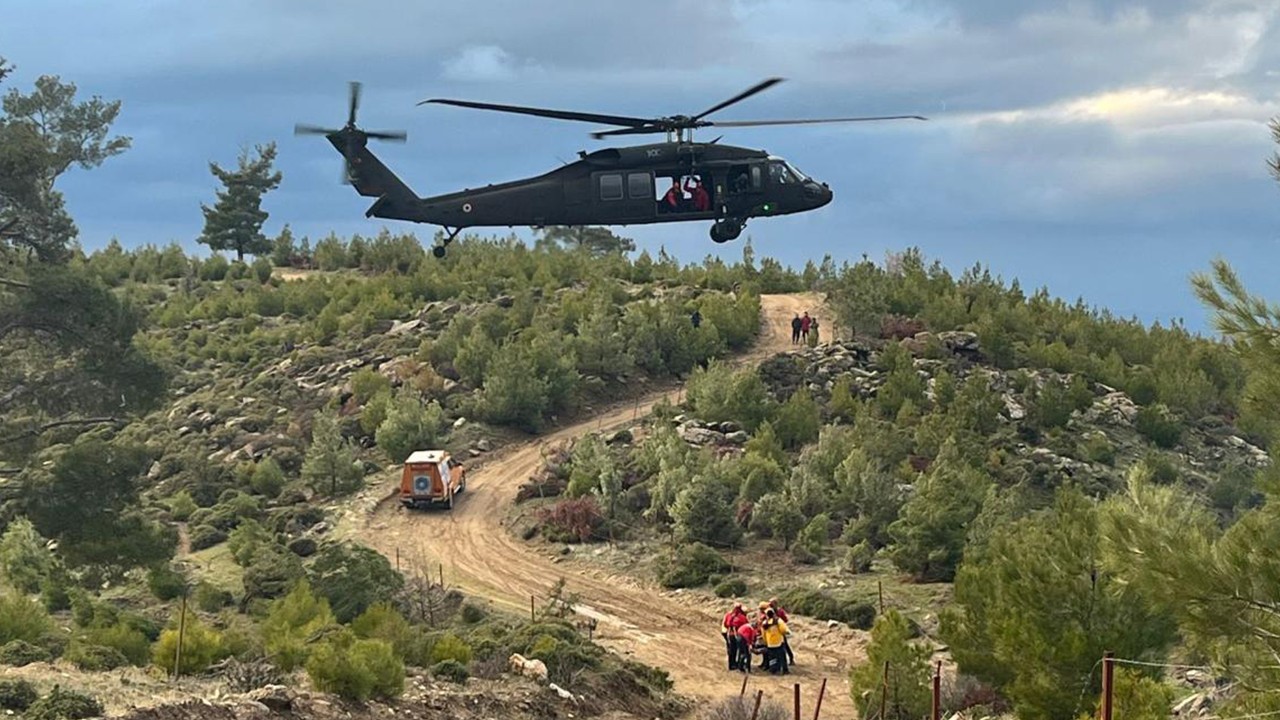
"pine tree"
301,411,364,496
198,143,282,261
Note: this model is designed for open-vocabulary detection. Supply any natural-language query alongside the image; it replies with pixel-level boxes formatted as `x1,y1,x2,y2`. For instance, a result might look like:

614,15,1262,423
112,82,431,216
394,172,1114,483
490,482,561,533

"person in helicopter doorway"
661,178,684,213
685,175,711,211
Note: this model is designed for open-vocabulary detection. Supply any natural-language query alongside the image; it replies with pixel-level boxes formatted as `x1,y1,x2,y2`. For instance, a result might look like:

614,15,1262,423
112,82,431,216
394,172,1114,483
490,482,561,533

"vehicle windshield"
785,161,810,182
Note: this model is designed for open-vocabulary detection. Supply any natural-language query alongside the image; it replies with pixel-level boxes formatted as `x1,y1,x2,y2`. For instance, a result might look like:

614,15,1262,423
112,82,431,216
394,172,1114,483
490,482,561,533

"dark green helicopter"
295,79,925,257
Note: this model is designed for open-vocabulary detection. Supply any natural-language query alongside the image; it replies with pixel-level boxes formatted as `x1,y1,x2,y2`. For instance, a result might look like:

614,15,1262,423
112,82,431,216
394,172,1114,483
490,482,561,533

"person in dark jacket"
790,314,802,345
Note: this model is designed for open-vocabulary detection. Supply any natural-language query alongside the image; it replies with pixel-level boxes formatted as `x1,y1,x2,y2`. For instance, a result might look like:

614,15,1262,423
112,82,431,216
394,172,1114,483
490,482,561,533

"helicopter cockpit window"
785,161,811,182
769,161,797,184
599,173,624,201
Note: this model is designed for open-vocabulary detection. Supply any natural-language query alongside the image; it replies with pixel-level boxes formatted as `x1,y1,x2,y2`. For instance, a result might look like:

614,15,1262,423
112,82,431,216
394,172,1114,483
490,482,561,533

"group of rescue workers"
720,598,795,675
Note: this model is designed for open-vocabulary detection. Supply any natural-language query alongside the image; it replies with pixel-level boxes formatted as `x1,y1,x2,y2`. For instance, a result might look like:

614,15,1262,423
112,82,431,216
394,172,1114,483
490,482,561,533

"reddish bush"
538,496,605,543
879,314,926,340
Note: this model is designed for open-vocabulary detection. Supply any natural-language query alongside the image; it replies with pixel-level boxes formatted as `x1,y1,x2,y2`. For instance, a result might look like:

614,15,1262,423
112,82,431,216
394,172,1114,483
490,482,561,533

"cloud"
441,45,521,82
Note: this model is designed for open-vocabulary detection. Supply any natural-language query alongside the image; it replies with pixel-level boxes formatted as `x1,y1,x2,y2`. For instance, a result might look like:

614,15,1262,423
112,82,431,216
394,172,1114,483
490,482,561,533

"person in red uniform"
685,176,711,211
800,312,812,342
735,620,759,673
661,178,682,213
721,602,749,670
768,598,794,666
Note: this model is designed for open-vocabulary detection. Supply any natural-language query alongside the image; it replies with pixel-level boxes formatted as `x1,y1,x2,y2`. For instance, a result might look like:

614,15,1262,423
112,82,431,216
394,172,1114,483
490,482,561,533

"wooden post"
750,690,764,720
813,678,827,720
395,547,400,571
794,682,801,720
531,594,536,621
1101,652,1114,720
932,661,941,720
880,660,890,720
740,672,749,697
878,581,885,615
172,594,187,681
439,563,444,588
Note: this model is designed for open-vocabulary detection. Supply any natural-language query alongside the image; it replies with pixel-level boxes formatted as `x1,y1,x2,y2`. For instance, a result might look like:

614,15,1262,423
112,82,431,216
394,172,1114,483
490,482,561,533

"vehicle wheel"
710,220,742,243
433,245,447,258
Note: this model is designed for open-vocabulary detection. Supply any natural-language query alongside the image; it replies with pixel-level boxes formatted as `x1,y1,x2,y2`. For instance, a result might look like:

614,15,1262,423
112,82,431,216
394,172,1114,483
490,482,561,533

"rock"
604,429,633,445
716,421,742,434
724,431,751,444
1002,394,1026,421
247,685,295,712
388,318,422,335
899,337,929,355
494,295,516,308
677,423,723,446
1087,392,1139,426
548,683,577,702
147,461,163,481
937,331,980,353
287,537,318,557
477,438,493,452
469,449,482,458
508,653,549,682
827,620,841,629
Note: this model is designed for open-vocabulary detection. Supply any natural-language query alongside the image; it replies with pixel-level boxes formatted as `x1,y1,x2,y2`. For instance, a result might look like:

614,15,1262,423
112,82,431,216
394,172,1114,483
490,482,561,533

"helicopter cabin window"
627,172,652,199
599,173,624,201
656,173,713,214
769,161,797,184
728,165,763,194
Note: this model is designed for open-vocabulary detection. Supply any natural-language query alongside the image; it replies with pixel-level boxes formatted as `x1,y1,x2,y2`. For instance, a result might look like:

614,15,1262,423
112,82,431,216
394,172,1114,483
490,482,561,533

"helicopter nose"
804,181,833,207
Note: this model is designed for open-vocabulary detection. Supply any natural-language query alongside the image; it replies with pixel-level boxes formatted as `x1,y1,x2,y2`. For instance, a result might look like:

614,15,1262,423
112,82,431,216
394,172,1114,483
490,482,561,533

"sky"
4,0,1280,332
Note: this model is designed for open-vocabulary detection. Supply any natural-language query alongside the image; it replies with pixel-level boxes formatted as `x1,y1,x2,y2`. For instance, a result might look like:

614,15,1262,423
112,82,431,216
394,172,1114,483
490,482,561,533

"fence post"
531,594,536,622
813,678,826,720
740,672,749,697
1101,652,1114,720
439,563,444,588
932,661,941,720
395,547,400,571
750,689,764,720
794,682,801,720
878,581,885,615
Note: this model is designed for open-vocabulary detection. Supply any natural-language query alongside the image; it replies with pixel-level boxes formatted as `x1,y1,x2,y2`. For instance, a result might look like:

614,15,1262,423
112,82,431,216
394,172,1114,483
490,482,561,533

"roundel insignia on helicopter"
462,203,472,213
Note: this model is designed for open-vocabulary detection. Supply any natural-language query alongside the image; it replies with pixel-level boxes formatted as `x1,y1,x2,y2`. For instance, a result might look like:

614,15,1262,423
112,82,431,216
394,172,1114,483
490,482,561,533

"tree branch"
0,277,30,289
0,416,122,445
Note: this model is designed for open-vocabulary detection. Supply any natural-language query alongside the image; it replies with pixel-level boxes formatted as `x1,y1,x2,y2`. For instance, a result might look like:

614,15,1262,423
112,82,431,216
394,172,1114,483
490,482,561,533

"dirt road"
351,294,863,717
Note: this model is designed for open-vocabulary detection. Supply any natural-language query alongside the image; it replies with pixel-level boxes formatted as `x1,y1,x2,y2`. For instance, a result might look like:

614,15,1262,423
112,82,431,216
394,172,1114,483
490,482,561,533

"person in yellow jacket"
760,607,790,674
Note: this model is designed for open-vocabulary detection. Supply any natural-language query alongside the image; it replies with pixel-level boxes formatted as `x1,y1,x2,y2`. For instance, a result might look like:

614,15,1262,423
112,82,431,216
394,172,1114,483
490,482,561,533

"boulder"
247,685,295,712
724,431,751,445
678,424,723,446
1002,394,1026,421
388,318,422,335
508,653,549,681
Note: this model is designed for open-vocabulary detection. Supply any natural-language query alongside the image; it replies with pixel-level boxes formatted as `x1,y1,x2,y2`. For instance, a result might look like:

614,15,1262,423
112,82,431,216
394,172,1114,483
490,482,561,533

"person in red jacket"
735,620,759,673
768,598,794,666
721,602,749,671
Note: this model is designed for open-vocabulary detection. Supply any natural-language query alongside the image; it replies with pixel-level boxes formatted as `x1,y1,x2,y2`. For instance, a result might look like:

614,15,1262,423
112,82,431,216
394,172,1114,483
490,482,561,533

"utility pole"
932,661,941,720
880,660,890,720
172,593,188,681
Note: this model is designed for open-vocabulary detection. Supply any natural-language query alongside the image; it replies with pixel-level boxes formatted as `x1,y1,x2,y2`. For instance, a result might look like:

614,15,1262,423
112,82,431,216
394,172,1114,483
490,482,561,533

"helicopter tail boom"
323,130,422,220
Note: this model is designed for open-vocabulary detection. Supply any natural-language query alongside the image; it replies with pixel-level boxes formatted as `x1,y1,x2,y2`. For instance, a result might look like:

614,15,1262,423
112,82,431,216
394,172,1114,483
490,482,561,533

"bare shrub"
700,695,789,720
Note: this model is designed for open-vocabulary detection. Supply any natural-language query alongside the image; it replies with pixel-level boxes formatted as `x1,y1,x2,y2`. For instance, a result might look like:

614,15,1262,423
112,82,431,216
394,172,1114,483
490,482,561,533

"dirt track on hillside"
352,294,865,718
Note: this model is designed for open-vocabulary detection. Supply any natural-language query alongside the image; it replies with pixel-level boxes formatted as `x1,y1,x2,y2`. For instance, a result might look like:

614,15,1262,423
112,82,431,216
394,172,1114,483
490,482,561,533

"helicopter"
295,79,925,257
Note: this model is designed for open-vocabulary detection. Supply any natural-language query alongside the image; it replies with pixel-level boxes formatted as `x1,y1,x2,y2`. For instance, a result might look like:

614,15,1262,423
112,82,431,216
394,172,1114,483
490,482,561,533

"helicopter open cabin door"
720,161,765,219
594,170,655,223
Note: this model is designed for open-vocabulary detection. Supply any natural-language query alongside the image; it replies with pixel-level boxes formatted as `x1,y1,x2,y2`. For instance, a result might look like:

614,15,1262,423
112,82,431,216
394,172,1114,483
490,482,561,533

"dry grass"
0,662,225,716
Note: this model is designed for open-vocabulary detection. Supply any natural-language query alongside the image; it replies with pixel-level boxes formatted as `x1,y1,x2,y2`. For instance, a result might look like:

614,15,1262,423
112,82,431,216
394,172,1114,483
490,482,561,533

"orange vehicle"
399,450,467,509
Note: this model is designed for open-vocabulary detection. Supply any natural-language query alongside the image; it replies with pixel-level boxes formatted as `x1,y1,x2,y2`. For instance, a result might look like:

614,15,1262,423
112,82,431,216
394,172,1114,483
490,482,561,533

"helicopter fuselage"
342,136,832,237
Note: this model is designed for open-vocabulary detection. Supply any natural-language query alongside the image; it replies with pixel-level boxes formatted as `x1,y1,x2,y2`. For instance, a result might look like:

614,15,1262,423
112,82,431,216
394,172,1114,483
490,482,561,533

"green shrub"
189,524,227,550
459,602,486,624
66,643,129,671
844,541,875,574
779,588,877,629
0,639,49,666
431,659,469,683
151,610,222,675
525,633,601,685
714,578,747,598
352,603,421,664
0,678,37,710
1078,433,1116,465
168,491,198,521
657,542,730,589
305,634,404,700
1135,404,1184,449
1141,452,1179,485
428,633,472,665
0,591,53,646
24,686,102,720
147,565,189,601
250,458,286,498
194,582,233,612
84,621,151,666
252,257,274,283
262,581,336,672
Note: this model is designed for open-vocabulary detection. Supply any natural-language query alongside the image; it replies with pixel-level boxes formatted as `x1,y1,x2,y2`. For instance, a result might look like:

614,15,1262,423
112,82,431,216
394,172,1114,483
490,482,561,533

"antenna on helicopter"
295,81,407,183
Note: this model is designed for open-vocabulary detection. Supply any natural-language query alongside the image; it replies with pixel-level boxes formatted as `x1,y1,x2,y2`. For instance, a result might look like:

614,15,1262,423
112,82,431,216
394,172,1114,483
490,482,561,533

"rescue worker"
735,619,759,673
662,178,682,213
691,309,702,328
807,317,819,347
721,602,749,671
800,312,811,342
768,598,795,666
790,314,802,344
685,176,711,212
760,607,790,674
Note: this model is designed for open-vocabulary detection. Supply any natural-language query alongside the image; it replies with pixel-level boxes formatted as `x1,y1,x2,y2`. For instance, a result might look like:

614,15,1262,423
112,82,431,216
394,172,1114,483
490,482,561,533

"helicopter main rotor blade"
421,98,654,128
692,77,784,121
706,115,928,127
365,130,408,141
590,126,666,139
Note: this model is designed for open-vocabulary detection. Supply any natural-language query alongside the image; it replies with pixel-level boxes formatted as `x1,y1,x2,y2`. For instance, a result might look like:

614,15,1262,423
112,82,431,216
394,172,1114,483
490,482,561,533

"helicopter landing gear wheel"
432,227,461,258
710,219,743,244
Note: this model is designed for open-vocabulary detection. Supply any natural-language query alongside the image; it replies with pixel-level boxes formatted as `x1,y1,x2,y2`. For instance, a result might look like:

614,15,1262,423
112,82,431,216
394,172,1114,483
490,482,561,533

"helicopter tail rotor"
294,81,406,184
